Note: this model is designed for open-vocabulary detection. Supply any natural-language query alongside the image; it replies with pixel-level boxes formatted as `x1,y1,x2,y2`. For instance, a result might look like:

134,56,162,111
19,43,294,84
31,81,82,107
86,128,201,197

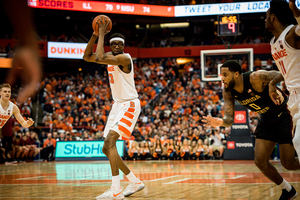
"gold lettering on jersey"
0,114,10,119
256,106,270,114
272,49,287,61
236,95,261,105
108,66,115,72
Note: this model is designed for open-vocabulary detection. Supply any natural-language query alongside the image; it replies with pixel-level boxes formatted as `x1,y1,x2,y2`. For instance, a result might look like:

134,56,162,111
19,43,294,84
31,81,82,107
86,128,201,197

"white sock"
112,175,120,190
126,172,140,183
279,179,292,192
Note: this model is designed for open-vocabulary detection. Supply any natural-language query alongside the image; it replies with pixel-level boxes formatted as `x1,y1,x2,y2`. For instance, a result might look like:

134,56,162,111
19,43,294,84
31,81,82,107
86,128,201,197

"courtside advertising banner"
175,1,270,17
175,1,300,17
223,101,254,160
55,140,125,161
28,0,300,17
48,42,86,59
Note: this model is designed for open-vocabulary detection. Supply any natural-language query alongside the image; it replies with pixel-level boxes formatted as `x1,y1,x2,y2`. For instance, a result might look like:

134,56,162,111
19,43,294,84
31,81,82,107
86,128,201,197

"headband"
109,37,125,44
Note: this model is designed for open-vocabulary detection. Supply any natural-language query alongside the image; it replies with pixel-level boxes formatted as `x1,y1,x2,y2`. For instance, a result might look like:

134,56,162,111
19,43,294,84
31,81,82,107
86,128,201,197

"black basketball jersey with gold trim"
231,71,288,115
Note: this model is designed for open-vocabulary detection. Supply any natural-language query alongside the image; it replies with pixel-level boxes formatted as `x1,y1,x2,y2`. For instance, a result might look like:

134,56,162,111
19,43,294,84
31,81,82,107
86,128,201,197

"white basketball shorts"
104,98,141,140
288,88,300,129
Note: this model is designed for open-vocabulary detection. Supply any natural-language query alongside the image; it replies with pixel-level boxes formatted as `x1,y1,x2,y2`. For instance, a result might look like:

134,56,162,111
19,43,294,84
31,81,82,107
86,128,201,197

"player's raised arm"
202,89,235,127
289,0,300,37
13,104,34,128
94,19,130,67
83,32,98,62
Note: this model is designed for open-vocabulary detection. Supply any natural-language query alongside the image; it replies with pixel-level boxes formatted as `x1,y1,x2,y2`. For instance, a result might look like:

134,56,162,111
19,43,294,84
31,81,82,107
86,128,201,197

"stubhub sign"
55,141,125,161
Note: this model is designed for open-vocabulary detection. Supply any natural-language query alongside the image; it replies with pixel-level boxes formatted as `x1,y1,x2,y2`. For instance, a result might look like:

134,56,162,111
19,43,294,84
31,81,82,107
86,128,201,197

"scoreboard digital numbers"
218,15,239,36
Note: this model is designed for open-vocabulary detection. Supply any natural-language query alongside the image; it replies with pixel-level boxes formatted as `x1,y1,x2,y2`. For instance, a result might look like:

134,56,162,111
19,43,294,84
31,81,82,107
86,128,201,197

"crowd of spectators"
1,55,269,164
38,58,178,134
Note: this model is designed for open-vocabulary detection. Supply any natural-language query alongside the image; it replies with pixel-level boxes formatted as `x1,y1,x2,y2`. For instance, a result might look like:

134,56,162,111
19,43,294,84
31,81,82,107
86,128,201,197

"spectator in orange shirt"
54,119,64,130
50,77,57,89
65,133,72,141
66,113,74,124
62,122,72,131
140,98,147,107
42,133,56,162
241,61,248,72
254,57,262,71
149,87,156,99
211,91,220,103
192,112,200,123
45,82,52,93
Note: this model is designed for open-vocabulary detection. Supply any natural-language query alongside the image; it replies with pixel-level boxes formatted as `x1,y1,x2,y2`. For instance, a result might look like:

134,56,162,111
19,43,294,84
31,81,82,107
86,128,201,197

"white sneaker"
123,181,145,197
95,186,124,200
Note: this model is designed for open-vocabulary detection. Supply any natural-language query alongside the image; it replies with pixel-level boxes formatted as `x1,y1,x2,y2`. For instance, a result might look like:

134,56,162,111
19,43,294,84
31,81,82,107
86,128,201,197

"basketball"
92,15,112,34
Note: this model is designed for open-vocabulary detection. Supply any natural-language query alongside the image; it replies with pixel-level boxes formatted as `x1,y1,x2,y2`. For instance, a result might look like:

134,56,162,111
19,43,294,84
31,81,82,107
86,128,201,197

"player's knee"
103,138,115,154
281,160,294,170
254,157,268,169
292,130,300,148
102,142,108,155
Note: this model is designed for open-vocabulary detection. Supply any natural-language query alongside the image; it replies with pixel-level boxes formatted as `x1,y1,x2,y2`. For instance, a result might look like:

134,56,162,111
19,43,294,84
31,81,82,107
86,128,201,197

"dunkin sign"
48,42,86,59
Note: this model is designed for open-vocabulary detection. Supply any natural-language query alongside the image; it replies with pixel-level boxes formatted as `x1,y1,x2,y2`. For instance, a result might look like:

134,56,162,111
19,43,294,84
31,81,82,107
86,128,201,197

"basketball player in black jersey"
203,60,299,200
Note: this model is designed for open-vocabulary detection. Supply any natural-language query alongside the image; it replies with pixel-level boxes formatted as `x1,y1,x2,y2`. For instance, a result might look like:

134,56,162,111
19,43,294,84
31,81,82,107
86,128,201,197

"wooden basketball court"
0,160,300,200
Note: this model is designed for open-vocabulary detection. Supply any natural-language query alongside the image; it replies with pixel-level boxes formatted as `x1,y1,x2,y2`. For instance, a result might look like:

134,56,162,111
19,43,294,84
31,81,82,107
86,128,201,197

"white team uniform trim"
104,99,140,140
0,101,14,128
107,53,138,102
270,25,300,125
104,53,140,139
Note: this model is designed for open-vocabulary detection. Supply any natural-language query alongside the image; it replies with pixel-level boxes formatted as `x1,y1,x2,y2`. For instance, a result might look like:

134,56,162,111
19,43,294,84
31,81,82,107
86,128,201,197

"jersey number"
279,60,286,75
130,102,135,108
109,73,114,84
249,103,261,110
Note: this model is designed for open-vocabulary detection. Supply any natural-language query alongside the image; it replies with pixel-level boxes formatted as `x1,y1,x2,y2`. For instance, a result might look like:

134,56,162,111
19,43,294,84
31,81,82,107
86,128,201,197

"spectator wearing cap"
42,133,56,162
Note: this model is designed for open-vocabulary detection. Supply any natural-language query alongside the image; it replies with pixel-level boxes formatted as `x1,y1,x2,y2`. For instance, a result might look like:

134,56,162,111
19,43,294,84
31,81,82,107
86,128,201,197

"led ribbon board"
28,1,300,17
55,140,125,161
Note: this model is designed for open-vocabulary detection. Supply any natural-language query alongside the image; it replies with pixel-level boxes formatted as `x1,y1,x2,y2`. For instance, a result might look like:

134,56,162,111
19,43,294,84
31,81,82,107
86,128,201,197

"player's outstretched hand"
202,116,223,127
269,84,281,105
6,46,41,104
97,17,110,35
26,117,34,127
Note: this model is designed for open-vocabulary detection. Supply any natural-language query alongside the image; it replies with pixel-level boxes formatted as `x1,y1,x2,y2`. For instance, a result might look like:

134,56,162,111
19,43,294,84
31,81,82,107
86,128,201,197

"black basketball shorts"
255,105,293,144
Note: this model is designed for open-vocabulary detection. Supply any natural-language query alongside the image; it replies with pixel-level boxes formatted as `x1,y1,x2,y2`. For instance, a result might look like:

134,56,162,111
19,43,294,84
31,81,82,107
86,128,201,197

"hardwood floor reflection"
0,160,299,200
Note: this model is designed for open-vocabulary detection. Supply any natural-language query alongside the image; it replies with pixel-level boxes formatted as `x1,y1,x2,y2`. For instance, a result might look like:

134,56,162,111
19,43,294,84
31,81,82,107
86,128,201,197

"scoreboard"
217,15,240,36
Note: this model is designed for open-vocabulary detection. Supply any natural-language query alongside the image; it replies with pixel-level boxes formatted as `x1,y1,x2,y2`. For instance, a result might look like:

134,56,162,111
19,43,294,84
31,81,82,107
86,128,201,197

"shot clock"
217,15,239,36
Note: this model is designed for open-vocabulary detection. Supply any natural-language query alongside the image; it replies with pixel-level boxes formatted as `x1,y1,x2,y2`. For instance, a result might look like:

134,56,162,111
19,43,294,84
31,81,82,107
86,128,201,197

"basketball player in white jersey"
0,83,34,129
83,19,144,200
266,0,300,199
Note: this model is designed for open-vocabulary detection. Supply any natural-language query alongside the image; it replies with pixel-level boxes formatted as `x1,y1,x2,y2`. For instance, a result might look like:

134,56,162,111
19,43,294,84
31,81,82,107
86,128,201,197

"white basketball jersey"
107,53,138,102
0,101,14,128
270,25,300,90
